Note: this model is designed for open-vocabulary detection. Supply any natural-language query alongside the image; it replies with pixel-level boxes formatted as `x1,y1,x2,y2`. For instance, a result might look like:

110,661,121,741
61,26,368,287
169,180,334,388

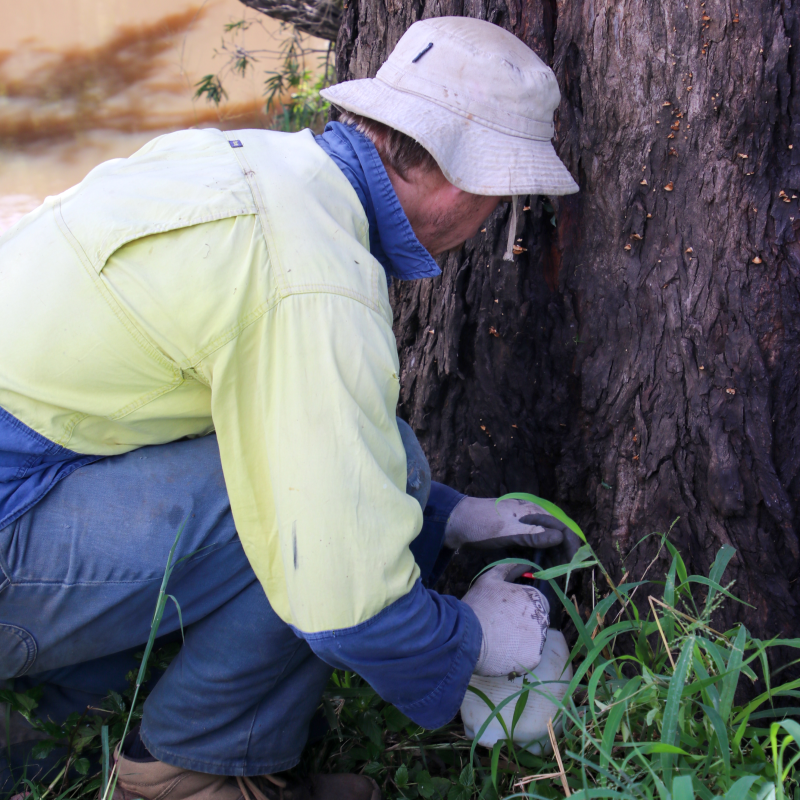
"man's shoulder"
226,129,389,317
57,128,260,272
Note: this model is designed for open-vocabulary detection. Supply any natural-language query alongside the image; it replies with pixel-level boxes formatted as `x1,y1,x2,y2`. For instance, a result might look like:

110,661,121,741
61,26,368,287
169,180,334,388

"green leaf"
699,701,731,775
549,575,596,654
101,724,110,798
511,683,529,736
663,556,678,640
417,769,435,799
774,719,800,781
684,576,753,607
496,492,585,541
321,697,342,742
382,705,412,733
74,756,90,775
432,777,452,798
30,740,58,760
358,710,384,749
724,775,761,800
754,781,776,800
396,764,409,789
458,764,474,788
720,625,747,723
663,558,677,608
490,741,503,789
447,784,471,800
0,690,40,715
664,541,689,586
465,685,514,766
708,545,737,592
600,676,642,770
165,594,185,641
672,775,695,800
635,743,691,755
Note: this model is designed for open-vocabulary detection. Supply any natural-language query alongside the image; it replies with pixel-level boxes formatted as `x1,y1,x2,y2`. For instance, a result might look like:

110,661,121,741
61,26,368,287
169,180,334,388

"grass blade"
700,702,731,775
706,545,737,613
166,594,185,641
724,775,761,800
101,724,110,797
496,492,585,541
599,677,642,771
720,625,747,723
490,740,503,789
511,684,529,737
660,636,695,786
672,774,695,800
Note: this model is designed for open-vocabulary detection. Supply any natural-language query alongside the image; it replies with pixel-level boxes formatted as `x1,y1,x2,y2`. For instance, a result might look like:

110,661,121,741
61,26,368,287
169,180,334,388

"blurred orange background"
0,0,323,231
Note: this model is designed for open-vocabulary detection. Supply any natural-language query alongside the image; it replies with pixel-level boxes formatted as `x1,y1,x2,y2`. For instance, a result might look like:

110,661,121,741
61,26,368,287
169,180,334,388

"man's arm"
204,289,482,728
411,482,464,586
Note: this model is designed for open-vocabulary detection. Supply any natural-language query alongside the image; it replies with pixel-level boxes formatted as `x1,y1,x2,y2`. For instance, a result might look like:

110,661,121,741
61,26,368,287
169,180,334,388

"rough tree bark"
330,0,800,642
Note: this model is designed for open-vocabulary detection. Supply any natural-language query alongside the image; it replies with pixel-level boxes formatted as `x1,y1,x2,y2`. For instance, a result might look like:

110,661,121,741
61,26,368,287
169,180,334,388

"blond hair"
338,111,440,180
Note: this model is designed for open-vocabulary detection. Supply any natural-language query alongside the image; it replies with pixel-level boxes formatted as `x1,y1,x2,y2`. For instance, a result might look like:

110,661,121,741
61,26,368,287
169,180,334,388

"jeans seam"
8,541,231,588
243,638,308,764
0,521,15,593
0,622,39,676
138,731,301,776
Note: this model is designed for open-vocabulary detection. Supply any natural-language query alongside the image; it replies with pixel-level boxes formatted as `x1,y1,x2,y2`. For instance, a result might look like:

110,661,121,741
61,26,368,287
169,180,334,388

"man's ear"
438,180,466,202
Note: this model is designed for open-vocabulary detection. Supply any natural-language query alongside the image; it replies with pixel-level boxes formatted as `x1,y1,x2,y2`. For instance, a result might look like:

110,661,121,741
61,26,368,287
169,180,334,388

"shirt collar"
315,121,441,283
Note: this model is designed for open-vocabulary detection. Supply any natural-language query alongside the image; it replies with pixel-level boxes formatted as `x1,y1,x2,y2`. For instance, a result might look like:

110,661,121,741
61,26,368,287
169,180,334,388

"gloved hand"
445,496,577,553
462,562,550,677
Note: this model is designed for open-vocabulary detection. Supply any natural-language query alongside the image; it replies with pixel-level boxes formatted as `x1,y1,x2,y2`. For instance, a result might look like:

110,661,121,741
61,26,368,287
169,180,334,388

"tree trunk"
336,0,800,641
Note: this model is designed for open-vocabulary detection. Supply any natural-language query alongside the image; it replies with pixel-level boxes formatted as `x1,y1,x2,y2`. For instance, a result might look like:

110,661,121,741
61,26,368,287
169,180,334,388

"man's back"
0,127,382,458
0,126,421,633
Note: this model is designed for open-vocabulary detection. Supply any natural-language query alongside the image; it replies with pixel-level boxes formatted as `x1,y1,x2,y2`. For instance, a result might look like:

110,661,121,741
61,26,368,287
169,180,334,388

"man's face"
386,163,504,256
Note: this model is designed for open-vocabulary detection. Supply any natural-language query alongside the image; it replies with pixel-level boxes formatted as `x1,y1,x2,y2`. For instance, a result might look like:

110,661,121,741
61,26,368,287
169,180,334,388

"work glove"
445,496,580,556
462,562,550,677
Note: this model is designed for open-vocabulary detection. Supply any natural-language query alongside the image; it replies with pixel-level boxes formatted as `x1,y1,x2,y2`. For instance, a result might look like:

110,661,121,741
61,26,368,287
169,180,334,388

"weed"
194,18,334,133
3,508,798,800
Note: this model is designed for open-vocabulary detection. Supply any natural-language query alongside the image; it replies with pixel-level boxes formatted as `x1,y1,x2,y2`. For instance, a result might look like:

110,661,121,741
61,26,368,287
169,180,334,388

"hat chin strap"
502,195,520,262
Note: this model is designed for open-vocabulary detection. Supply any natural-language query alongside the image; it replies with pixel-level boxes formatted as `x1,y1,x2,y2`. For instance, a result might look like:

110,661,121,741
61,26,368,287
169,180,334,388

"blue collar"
315,122,441,283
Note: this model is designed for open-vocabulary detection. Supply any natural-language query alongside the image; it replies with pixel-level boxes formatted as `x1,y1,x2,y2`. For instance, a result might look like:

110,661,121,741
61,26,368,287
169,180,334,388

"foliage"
194,17,335,133
462,495,800,800
262,35,334,133
3,509,799,800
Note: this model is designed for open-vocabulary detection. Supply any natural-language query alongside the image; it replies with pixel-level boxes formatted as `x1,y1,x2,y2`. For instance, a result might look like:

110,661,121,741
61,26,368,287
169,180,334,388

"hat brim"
321,79,579,197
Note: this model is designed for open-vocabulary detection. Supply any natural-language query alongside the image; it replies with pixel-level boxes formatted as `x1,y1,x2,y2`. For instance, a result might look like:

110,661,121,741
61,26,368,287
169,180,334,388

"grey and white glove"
445,496,574,552
462,562,550,677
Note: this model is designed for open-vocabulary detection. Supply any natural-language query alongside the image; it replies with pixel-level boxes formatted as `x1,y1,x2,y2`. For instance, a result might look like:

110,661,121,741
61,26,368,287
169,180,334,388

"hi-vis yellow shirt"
0,128,425,634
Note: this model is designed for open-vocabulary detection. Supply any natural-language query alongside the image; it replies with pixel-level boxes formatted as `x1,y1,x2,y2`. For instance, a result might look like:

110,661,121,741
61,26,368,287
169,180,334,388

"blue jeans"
0,426,435,777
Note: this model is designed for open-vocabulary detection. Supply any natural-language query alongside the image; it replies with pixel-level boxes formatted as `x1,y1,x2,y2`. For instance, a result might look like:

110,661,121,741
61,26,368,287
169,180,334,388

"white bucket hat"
320,16,579,199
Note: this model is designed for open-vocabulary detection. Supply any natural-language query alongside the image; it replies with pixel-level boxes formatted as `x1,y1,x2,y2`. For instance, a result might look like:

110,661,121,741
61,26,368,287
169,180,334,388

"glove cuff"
443,495,472,549
473,619,489,673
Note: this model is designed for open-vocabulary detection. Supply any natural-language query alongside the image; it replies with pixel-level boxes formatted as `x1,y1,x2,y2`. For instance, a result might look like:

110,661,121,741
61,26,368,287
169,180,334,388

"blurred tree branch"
236,0,341,41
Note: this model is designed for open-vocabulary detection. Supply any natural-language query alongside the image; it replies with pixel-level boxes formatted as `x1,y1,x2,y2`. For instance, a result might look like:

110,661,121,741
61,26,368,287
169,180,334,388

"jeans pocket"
0,623,37,678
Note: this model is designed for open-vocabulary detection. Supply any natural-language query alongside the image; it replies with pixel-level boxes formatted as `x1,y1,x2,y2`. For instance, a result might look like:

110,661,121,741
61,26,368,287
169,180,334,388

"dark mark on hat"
412,42,434,63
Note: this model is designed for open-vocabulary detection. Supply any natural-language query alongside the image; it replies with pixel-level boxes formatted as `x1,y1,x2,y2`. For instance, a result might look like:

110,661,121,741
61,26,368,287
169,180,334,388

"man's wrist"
443,495,472,549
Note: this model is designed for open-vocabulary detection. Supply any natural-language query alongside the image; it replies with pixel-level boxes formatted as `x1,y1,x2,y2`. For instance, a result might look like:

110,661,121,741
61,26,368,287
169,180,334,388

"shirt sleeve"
300,579,481,729
410,482,465,585
203,289,481,728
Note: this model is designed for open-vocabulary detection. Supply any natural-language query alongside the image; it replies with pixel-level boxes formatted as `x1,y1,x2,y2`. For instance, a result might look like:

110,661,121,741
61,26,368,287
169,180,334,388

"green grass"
3,510,799,800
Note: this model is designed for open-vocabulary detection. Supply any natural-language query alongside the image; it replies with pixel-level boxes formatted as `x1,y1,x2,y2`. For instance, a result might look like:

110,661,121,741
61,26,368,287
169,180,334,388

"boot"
111,747,380,800
112,747,244,800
